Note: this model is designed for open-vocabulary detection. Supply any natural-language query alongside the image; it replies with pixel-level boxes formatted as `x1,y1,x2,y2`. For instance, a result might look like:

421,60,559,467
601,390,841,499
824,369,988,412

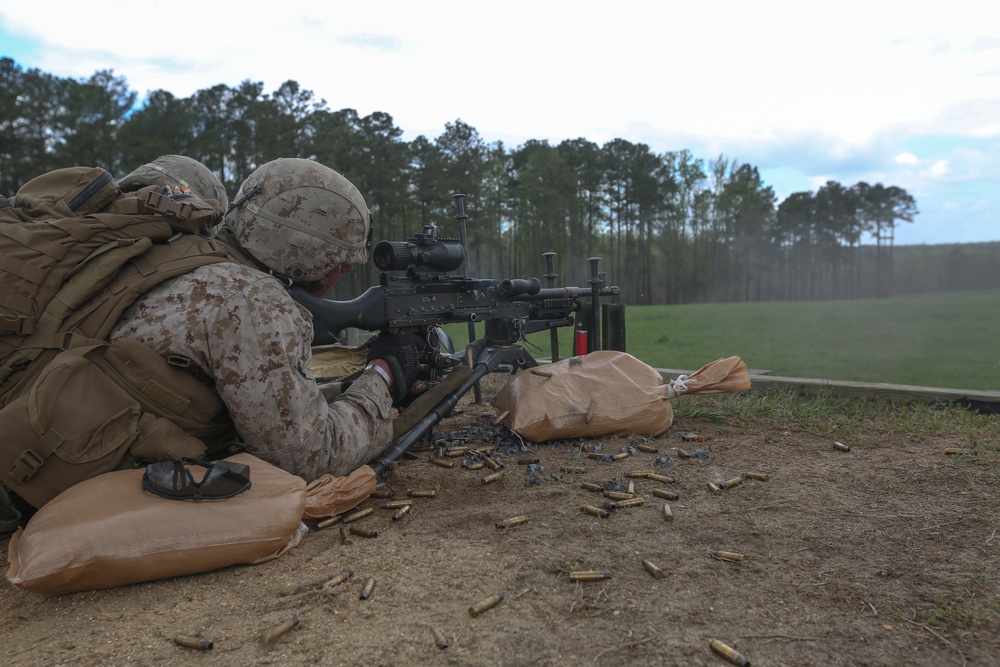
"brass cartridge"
624,471,652,478
494,410,510,425
833,441,851,452
662,502,674,521
530,368,554,377
359,577,376,600
431,626,449,650
581,504,610,518
707,482,723,495
483,455,503,470
743,472,769,482
446,449,468,458
517,457,540,465
651,488,680,501
382,500,413,509
945,448,970,455
586,453,605,460
482,472,505,484
634,443,659,454
464,460,486,470
316,515,343,530
561,466,587,474
349,526,378,538
676,448,690,459
259,617,299,647
496,515,529,529
392,505,412,522
710,639,751,666
721,476,745,490
370,487,395,499
468,593,504,617
339,526,353,545
431,458,456,468
611,452,630,461
615,497,645,508
580,482,603,492
646,473,675,484
585,398,597,425
603,491,633,501
626,480,635,494
322,569,354,590
711,550,745,563
569,570,612,582
641,559,665,579
602,500,618,511
173,635,213,650
343,507,374,523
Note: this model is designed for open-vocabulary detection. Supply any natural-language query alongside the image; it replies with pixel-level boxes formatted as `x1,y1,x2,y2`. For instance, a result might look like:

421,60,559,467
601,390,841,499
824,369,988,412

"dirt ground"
2,389,998,667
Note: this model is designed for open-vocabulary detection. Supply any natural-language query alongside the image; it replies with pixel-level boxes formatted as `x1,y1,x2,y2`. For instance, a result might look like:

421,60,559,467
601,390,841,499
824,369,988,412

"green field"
447,289,1000,392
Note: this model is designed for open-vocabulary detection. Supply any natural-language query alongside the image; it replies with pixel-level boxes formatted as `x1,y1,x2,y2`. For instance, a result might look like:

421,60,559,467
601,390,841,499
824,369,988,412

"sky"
2,1,1000,246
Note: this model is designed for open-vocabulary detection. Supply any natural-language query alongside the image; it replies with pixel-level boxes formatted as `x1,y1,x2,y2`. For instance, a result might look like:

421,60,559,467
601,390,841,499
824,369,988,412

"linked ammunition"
710,639,751,667
431,626,449,650
530,368,554,377
392,505,411,521
494,410,510,425
173,634,213,650
382,500,413,509
611,452,630,461
561,466,587,474
707,482,723,495
343,507,374,523
359,577,376,600
259,616,299,647
469,593,504,617
662,502,674,521
482,472,505,484
569,570,613,582
833,441,851,452
743,472,769,482
603,491,633,501
721,476,745,490
316,515,343,530
339,526,353,545
615,497,645,508
581,504,610,518
349,526,378,538
642,559,665,579
646,473,674,484
322,569,353,589
625,471,652,478
635,443,659,454
517,457,540,465
496,515,530,529
711,550,745,563
580,482,603,492
651,488,680,501
431,458,456,468
370,487,395,499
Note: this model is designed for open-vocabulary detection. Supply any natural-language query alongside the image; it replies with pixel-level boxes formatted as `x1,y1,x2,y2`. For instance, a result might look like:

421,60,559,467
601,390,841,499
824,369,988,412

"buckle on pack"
10,448,45,482
144,190,192,220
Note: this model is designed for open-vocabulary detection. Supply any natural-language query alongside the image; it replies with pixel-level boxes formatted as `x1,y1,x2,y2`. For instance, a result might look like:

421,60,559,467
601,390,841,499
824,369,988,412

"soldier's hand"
366,333,424,402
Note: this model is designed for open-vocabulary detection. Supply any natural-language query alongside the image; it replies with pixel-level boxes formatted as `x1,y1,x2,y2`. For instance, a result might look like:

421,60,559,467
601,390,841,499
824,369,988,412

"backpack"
0,167,247,508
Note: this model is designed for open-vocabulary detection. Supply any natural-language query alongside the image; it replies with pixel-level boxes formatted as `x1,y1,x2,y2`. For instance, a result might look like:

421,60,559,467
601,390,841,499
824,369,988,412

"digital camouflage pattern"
226,158,370,287
118,155,229,212
108,262,394,481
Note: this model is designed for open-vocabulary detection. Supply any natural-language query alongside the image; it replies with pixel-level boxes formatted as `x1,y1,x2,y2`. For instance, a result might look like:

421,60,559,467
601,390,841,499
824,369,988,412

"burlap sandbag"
302,465,377,520
493,351,750,442
5,453,306,594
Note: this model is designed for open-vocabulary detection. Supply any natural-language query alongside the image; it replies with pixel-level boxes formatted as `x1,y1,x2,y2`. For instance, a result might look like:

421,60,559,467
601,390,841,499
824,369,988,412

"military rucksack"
0,167,246,508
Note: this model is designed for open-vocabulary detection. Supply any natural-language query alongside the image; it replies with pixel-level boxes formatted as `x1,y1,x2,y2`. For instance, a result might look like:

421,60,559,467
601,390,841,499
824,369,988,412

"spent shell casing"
586,453,605,460
468,593,504,617
382,499,413,509
616,497,645,508
722,476,745,490
646,473,675,484
676,448,690,458
392,505,411,521
259,617,299,647
626,480,635,494
642,559,666,579
482,472,505,484
446,449,468,458
494,410,510,425
370,487,395,499
316,515,343,530
662,502,674,521
635,443,659,454
173,634,213,650
561,466,586,474
743,472,769,482
945,448,970,455
349,526,378,538
585,398,597,424
464,460,486,470
711,550,745,563
707,482,723,495
431,626,449,650
580,482,603,492
516,457,540,465
603,491,634,501
833,441,851,452
322,569,354,589
602,500,619,511
343,507,374,523
496,515,529,529
581,504,610,518
625,471,652,478
431,458,456,468
530,368,554,377
339,526,353,545
359,577,376,600
652,488,680,501
611,452,630,461
569,570,613,582
483,455,503,470
710,639,751,667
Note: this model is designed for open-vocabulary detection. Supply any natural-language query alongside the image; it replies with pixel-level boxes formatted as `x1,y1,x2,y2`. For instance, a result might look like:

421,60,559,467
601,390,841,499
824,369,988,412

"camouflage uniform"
108,261,394,482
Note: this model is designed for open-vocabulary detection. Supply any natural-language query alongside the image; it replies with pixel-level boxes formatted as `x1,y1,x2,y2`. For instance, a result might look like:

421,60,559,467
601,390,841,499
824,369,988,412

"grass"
464,288,1000,391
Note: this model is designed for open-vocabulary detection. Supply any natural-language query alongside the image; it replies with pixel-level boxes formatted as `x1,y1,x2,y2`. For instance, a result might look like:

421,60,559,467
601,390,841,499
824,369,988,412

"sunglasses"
142,458,252,501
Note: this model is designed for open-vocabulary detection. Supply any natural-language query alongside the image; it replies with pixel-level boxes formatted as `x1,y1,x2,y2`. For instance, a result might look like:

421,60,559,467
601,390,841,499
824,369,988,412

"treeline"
4,57,980,303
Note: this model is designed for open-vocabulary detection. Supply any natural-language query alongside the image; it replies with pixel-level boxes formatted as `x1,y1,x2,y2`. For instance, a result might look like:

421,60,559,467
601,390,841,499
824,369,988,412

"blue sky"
2,1,999,246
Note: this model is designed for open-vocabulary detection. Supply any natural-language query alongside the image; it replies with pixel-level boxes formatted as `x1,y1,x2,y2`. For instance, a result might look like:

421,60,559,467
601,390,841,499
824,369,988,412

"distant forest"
3,58,997,303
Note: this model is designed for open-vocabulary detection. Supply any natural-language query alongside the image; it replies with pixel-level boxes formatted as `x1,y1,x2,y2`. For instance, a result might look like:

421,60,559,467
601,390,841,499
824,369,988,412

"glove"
366,332,424,402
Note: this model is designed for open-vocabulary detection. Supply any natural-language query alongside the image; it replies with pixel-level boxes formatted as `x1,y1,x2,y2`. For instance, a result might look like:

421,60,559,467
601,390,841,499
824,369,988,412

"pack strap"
0,224,70,261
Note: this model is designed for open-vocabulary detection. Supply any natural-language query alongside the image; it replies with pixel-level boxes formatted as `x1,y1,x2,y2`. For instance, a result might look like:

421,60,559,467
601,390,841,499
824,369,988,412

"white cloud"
895,152,919,164
930,160,949,176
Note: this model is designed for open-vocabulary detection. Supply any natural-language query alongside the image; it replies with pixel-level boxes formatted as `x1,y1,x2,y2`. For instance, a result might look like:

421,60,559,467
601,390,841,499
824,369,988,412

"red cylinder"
574,331,589,357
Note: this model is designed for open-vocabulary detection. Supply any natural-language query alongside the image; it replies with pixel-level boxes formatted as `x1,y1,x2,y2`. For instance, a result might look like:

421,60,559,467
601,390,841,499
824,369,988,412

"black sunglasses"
142,458,251,501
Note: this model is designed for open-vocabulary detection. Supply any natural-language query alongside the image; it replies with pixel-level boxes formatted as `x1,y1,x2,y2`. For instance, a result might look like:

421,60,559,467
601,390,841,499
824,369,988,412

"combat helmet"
119,155,229,211
224,158,371,288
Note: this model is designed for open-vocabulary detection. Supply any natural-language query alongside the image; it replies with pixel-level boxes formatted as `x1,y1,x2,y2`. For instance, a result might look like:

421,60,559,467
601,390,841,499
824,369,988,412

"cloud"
895,152,919,164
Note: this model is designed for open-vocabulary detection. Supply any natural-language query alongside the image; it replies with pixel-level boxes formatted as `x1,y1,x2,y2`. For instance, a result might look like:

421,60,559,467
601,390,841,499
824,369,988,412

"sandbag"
493,351,750,442
302,465,377,520
5,453,306,594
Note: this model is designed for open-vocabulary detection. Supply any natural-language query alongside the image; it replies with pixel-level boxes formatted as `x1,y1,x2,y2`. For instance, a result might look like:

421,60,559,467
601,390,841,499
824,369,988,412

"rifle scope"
373,236,466,274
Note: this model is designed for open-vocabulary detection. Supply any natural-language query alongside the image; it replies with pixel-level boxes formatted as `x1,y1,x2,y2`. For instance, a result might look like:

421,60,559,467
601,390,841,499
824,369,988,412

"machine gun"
291,214,620,475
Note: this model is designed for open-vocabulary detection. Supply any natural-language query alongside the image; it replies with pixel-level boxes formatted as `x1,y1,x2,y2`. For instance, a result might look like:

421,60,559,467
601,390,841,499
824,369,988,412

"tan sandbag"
5,453,306,595
308,343,368,378
302,465,377,520
493,352,750,442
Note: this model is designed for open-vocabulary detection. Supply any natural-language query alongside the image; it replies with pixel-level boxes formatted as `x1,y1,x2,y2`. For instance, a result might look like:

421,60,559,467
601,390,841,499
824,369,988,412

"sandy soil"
2,394,998,667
